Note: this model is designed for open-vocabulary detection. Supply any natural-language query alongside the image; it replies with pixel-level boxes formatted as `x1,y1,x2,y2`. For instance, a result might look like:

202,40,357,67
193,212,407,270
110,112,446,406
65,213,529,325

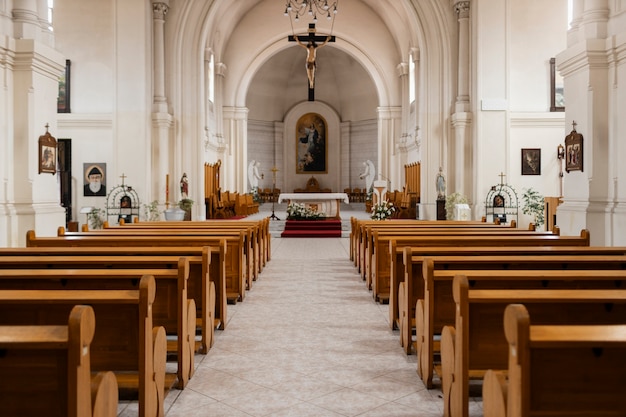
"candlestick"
165,174,169,208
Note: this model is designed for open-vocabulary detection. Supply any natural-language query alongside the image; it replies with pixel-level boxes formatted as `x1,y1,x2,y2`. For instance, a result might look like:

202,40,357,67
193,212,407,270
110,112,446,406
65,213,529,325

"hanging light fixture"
284,0,339,23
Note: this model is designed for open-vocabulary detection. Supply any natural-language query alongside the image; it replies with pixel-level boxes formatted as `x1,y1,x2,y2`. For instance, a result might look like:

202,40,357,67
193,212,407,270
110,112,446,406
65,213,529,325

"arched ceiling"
202,0,423,109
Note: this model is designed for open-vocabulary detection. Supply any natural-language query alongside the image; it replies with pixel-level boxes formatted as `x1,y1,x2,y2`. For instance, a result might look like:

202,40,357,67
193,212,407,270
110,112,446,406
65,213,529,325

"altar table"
278,193,350,219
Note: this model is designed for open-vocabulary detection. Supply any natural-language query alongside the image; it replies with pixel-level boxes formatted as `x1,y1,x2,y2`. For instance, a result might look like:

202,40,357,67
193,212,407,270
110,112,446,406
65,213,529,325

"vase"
164,207,185,221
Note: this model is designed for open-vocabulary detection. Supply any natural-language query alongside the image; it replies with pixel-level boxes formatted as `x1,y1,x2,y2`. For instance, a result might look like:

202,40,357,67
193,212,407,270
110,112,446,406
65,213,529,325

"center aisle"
156,237,473,417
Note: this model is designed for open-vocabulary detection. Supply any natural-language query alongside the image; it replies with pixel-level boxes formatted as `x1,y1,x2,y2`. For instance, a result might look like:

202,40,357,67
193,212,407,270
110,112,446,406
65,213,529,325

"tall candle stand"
269,166,280,220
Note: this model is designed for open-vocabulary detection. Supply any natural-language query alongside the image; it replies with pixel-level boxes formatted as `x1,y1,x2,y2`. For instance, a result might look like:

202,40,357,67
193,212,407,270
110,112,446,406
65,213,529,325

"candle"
165,174,169,208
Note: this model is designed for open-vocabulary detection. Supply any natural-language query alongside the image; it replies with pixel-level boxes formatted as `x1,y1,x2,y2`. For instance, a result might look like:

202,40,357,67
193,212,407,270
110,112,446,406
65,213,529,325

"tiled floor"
117,205,484,416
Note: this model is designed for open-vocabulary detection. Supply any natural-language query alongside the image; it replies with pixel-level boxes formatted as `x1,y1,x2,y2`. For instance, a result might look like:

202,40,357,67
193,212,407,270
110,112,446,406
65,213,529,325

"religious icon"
295,112,327,173
521,148,541,175
564,122,583,173
83,163,107,196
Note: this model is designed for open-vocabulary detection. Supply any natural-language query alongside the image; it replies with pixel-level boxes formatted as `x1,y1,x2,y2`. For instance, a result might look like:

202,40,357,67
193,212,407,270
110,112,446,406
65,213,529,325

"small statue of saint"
436,167,446,200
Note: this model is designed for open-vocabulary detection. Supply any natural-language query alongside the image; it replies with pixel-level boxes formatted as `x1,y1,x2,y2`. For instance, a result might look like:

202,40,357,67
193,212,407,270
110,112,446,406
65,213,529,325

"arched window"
409,50,415,104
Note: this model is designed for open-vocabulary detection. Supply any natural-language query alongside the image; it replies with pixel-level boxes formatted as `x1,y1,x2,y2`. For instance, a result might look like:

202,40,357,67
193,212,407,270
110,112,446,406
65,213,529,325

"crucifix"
288,23,335,101
498,171,506,185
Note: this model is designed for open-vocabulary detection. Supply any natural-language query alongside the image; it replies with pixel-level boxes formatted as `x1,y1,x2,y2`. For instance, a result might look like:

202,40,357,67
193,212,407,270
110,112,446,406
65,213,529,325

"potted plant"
521,188,545,230
445,192,469,220
178,198,194,221
87,207,105,230
142,200,161,221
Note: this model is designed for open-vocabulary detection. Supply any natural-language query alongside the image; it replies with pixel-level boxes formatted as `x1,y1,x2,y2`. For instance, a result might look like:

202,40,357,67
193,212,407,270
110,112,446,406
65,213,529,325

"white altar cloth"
278,193,350,218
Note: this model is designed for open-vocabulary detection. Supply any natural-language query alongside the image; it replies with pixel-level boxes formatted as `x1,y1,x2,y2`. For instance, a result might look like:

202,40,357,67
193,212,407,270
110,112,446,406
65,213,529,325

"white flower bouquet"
370,199,395,220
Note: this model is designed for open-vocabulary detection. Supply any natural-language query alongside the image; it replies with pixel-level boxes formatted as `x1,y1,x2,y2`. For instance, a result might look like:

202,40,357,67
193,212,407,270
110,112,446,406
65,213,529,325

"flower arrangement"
445,192,469,220
286,202,326,220
371,199,395,220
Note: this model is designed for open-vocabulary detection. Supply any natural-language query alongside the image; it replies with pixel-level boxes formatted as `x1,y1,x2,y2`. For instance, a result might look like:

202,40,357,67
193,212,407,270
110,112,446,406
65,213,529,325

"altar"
278,193,350,219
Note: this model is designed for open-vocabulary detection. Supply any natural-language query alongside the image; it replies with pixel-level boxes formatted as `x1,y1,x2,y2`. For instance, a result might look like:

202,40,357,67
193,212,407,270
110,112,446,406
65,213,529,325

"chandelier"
283,0,339,23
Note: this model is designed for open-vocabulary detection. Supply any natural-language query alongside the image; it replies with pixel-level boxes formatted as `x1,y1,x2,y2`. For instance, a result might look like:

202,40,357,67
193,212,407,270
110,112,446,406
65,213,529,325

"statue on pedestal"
359,160,376,196
436,167,446,200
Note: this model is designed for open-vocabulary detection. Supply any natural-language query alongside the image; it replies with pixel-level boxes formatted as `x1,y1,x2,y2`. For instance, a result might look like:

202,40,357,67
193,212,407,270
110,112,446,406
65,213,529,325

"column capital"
454,1,470,18
152,1,169,19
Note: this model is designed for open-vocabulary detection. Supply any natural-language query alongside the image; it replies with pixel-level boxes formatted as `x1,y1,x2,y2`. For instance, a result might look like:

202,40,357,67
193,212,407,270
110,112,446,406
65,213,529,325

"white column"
12,0,40,40
222,107,249,192
377,107,402,191
452,0,473,198
150,1,173,203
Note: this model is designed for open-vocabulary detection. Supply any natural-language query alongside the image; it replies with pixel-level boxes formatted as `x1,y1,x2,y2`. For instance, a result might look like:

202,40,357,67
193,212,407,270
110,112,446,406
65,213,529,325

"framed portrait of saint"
521,148,541,175
295,112,327,174
83,163,107,196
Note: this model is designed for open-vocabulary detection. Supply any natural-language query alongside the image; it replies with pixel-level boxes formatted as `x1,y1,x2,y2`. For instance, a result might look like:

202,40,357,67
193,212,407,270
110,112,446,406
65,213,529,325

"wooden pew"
440,273,626,417
26,229,247,304
0,265,193,391
0,244,225,353
351,218,514,275
410,251,626,388
0,277,164,417
116,216,271,273
0,305,118,417
483,304,626,417
67,225,258,287
368,229,588,303
391,245,626,333
361,225,552,290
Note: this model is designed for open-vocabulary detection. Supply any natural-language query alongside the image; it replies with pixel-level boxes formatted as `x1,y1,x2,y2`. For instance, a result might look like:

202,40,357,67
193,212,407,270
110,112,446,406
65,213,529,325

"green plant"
87,208,105,230
370,200,395,220
178,198,194,212
521,188,545,228
445,192,468,220
142,200,161,221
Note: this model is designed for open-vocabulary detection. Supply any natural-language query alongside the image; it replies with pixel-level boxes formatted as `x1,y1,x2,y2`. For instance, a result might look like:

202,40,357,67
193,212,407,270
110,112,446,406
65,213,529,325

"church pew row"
0,305,118,417
388,243,626,334
62,226,257,291
113,216,271,275
350,218,517,275
410,255,626,388
402,250,626,388
350,217,520,274
482,304,626,417
440,273,626,417
0,265,194,391
368,229,589,303
0,289,163,417
0,244,225,353
27,229,247,304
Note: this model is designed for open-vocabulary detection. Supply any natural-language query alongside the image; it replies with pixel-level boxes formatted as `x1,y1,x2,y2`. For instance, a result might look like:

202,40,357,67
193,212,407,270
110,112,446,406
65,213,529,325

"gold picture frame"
295,112,327,174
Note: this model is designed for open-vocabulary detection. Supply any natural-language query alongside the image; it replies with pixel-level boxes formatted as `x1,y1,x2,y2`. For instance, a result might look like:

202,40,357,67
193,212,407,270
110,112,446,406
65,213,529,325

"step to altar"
281,219,342,237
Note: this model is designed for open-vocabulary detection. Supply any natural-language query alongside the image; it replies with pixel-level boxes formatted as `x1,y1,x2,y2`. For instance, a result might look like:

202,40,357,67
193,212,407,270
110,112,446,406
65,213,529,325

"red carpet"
281,219,342,237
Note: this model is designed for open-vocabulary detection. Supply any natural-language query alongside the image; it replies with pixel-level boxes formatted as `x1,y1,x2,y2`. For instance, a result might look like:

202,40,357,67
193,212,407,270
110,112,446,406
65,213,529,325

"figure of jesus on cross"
289,24,335,101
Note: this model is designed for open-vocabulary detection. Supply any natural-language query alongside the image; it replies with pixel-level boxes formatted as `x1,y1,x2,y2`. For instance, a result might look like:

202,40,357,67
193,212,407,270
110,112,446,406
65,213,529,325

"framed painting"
565,127,583,173
295,112,327,174
57,59,71,113
521,148,541,175
83,162,107,196
38,128,57,174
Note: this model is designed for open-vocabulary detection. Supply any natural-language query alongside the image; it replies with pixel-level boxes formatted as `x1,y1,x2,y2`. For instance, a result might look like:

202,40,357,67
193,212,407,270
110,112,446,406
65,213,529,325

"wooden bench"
0,265,193,391
0,244,225,353
408,251,626,388
110,218,270,281
71,225,259,286
0,305,118,417
440,273,626,417
483,304,626,417
0,277,164,417
350,218,515,272
27,229,247,304
368,230,588,303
